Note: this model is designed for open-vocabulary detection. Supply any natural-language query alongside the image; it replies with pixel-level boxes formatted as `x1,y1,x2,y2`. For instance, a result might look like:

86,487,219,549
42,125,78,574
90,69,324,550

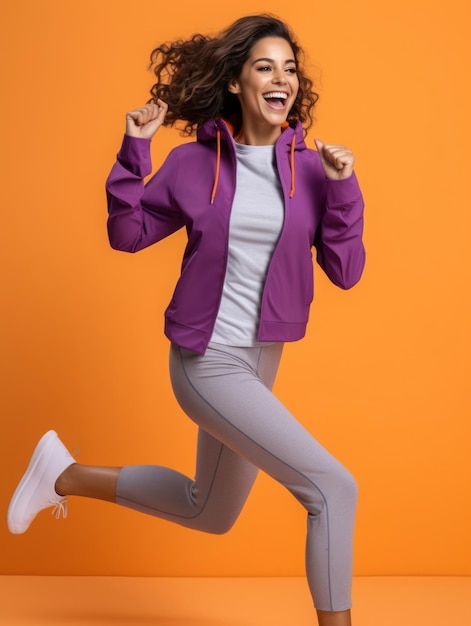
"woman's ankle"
316,608,352,626
54,462,78,496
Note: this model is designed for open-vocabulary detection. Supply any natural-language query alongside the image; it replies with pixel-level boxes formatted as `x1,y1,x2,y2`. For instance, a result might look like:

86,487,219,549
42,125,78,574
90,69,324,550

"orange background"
1,0,470,577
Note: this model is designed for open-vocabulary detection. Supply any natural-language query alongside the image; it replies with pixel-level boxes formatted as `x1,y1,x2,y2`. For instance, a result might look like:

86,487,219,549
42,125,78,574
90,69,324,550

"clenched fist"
314,138,355,180
125,100,168,139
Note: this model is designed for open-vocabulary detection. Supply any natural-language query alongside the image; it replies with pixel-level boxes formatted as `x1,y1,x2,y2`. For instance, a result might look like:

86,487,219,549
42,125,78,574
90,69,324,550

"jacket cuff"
325,172,362,206
116,134,152,177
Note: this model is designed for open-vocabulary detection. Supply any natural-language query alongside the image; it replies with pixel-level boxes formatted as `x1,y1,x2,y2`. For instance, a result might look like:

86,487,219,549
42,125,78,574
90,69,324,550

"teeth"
263,92,288,99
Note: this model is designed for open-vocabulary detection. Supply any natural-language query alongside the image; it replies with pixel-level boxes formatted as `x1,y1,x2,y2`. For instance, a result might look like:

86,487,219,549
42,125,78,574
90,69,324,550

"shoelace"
51,498,68,520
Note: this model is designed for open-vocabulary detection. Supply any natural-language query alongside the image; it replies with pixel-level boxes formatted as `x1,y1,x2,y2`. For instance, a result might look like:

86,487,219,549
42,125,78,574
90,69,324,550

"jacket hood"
196,116,306,148
196,117,307,203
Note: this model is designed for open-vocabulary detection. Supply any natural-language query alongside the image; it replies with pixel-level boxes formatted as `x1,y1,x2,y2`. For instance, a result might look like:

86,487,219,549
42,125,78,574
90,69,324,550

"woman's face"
229,36,299,141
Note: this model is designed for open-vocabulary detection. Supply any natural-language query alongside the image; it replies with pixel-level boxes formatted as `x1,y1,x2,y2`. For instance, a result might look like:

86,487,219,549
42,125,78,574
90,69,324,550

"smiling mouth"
262,91,289,108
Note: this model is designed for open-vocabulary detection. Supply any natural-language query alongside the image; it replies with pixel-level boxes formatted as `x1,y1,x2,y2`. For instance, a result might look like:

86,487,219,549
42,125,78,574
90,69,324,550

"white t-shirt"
210,143,284,346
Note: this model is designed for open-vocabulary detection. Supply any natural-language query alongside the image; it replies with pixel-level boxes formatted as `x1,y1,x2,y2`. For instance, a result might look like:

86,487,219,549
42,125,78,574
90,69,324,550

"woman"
8,14,365,626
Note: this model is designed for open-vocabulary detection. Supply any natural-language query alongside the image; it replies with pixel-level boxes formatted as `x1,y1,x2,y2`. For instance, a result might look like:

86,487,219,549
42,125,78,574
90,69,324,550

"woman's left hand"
314,139,355,180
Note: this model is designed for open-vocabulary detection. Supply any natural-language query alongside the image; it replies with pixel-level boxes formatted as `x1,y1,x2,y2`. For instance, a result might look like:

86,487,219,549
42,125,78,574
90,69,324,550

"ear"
228,78,240,94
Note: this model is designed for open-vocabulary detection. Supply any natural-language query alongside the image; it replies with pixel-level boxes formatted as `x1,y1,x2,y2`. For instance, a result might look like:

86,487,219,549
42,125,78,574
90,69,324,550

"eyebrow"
252,57,297,65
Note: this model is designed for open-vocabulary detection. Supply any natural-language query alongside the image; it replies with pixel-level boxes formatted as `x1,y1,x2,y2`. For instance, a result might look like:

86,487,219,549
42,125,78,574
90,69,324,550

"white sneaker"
8,430,76,534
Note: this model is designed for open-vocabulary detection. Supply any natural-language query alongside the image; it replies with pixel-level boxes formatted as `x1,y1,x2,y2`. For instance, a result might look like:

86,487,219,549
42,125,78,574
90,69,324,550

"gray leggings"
116,342,357,612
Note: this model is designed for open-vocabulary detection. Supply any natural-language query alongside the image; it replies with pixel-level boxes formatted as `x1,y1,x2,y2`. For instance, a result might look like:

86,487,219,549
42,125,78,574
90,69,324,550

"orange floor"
0,576,469,625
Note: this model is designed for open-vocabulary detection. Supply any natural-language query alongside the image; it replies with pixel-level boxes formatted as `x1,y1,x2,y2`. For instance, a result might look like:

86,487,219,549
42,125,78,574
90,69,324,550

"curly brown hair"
148,14,319,135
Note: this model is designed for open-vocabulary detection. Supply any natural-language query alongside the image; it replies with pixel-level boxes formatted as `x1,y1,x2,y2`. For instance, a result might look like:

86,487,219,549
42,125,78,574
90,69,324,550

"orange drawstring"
289,135,296,198
210,128,221,204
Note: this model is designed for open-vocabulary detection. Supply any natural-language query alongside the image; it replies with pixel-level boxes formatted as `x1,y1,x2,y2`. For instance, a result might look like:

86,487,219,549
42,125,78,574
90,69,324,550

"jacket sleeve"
105,135,185,252
314,172,366,289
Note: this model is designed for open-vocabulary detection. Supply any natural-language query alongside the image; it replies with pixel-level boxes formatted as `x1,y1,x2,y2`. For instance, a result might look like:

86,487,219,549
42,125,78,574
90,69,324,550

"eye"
286,67,297,74
257,66,272,72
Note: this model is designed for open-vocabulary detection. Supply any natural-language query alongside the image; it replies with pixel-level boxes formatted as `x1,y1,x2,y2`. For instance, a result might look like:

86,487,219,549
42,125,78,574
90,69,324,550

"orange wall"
1,0,470,577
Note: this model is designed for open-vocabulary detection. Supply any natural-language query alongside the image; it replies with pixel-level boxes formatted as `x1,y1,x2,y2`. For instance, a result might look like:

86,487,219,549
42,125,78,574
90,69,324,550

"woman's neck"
234,123,282,146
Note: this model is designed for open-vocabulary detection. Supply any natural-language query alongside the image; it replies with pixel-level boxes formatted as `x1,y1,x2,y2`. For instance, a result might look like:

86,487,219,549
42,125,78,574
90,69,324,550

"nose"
272,67,287,84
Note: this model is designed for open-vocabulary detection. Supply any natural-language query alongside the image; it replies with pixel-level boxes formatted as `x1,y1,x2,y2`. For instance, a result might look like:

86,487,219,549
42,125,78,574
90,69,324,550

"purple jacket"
106,119,365,354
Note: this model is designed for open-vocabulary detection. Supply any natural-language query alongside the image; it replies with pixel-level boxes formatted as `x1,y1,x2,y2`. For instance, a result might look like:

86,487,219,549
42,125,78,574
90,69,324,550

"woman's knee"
191,507,241,535
200,516,238,535
337,466,358,508
303,463,358,516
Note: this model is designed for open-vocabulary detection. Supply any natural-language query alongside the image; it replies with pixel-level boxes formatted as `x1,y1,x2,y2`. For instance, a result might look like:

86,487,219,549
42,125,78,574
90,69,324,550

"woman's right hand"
125,99,168,139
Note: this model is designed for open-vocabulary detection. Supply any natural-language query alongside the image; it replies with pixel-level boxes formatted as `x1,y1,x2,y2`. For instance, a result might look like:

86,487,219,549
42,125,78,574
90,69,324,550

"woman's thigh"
169,342,351,513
